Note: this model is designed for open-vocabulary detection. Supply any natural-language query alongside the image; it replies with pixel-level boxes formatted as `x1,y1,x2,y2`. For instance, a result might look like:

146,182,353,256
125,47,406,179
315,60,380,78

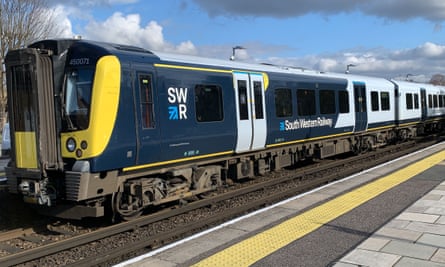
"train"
4,39,445,220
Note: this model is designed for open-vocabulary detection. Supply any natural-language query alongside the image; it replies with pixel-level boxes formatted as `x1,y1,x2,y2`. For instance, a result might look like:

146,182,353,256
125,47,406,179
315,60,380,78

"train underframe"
11,122,436,220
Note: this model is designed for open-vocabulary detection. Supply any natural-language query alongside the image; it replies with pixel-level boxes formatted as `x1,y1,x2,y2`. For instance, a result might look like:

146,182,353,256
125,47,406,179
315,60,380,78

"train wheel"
112,191,143,220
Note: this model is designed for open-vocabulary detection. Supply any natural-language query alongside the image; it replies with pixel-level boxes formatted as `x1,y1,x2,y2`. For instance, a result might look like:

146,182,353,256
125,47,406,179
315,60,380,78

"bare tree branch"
0,0,63,127
430,74,445,85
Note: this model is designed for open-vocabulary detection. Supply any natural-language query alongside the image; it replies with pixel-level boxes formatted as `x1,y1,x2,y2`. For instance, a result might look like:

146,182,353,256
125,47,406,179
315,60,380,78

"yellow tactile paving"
192,150,445,267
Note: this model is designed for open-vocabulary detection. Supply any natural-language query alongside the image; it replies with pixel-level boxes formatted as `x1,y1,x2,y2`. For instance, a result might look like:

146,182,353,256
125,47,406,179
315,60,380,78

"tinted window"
275,88,293,117
238,80,248,120
354,85,367,112
319,90,335,114
297,89,316,116
253,81,264,119
406,93,413,110
338,91,349,113
195,85,224,122
381,92,390,110
371,91,379,111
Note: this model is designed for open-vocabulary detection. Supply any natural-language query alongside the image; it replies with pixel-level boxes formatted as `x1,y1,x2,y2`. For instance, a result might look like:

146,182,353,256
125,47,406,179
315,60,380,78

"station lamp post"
345,64,356,74
230,46,246,61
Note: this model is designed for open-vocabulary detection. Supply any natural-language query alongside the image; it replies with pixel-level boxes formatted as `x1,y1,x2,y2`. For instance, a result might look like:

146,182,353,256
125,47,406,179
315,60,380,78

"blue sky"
48,0,445,80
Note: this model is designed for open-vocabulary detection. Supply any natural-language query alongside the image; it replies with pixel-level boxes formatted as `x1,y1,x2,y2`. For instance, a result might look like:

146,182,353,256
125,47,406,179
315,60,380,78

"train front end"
4,40,122,218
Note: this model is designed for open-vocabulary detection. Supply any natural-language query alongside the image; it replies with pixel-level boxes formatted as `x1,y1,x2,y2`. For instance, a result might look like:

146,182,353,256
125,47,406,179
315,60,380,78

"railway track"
0,137,440,266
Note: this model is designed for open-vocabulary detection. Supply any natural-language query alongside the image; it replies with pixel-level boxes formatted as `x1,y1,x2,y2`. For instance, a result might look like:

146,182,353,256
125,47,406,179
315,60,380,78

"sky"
46,0,445,81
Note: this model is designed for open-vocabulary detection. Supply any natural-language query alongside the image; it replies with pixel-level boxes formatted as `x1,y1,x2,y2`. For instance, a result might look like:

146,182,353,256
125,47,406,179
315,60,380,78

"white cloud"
253,42,445,80
317,58,339,71
414,42,445,58
84,12,197,54
49,5,75,38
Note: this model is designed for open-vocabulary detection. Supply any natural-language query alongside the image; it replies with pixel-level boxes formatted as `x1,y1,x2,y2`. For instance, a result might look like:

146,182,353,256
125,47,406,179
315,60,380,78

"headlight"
81,140,88,150
66,138,76,152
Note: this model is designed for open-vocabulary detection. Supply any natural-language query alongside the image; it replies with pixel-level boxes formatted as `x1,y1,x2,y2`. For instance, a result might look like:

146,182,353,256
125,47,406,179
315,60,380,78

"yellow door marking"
193,150,445,267
15,131,38,169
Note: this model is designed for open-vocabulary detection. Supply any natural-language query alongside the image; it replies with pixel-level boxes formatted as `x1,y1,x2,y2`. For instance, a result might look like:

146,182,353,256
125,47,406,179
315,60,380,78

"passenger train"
4,39,445,219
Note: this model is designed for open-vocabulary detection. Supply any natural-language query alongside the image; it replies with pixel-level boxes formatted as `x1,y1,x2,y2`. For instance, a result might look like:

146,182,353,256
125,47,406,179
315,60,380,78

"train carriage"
421,83,445,133
392,80,423,138
423,84,445,119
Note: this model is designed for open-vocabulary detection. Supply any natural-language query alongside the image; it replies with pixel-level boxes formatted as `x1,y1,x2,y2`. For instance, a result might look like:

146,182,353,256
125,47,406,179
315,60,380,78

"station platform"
116,142,445,267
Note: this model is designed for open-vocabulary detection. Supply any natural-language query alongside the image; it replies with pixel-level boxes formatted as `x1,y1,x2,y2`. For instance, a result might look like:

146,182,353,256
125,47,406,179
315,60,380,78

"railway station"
2,2,445,266
117,142,445,267
2,38,445,266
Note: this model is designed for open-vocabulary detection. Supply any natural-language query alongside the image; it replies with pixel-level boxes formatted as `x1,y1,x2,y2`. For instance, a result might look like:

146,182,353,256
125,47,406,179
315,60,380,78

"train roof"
65,39,336,79
153,50,323,76
30,39,442,90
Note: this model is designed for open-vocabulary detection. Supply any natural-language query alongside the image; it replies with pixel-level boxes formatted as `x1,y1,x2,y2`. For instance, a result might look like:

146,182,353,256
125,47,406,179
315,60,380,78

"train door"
353,82,368,132
420,88,428,121
233,72,267,153
6,49,59,170
134,69,161,165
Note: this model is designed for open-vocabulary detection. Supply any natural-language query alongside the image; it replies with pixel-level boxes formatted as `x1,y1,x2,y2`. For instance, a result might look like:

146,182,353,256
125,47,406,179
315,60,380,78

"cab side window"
139,75,155,128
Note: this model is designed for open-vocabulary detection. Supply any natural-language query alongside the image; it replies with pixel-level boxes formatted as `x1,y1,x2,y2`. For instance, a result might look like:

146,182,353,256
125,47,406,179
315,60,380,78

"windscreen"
64,68,94,130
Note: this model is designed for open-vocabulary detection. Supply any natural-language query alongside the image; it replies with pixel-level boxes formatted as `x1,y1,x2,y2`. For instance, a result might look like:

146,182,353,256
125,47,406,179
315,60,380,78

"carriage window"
406,93,413,110
238,80,249,120
434,95,439,108
139,75,154,128
275,88,293,117
414,94,419,109
319,90,335,114
440,95,444,108
195,85,223,122
338,91,349,113
371,91,379,111
253,81,264,119
381,92,390,110
428,95,433,108
297,89,315,116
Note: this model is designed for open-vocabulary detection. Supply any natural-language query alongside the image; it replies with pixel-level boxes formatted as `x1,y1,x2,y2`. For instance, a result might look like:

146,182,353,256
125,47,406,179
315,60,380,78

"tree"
0,0,62,128
430,74,445,85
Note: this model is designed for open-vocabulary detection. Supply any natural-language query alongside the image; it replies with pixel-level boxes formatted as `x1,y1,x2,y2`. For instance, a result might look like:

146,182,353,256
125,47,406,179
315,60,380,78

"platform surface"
116,142,445,267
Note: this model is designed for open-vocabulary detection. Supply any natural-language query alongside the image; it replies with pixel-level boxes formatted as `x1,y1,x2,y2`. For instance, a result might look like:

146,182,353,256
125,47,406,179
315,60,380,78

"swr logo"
168,87,188,120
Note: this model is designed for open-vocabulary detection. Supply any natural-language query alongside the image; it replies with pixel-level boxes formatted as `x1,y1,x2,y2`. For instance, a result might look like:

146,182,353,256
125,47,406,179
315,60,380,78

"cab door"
134,69,161,165
233,72,267,153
